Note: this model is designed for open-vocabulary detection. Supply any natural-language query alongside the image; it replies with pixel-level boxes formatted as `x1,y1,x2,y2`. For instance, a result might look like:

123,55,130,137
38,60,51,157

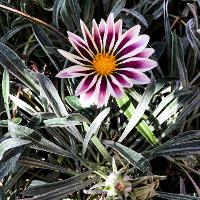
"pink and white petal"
56,65,92,78
79,76,103,107
115,34,147,55
114,19,122,41
112,25,141,54
110,73,133,88
118,68,150,84
135,48,155,58
116,35,150,61
69,37,94,62
103,13,115,52
75,74,98,96
92,19,102,52
79,85,96,107
118,57,158,72
99,19,107,41
80,20,98,54
97,76,110,107
67,31,88,49
107,76,124,98
58,49,88,66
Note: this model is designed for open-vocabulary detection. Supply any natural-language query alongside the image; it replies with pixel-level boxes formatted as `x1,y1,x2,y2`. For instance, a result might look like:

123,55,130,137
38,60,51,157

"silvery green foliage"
0,0,200,199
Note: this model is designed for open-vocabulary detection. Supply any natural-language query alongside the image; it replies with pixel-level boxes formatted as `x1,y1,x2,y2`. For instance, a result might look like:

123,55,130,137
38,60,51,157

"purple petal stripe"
75,74,98,96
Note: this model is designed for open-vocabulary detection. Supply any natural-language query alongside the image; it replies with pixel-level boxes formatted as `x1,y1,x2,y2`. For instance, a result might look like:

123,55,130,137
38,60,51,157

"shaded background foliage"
0,0,200,199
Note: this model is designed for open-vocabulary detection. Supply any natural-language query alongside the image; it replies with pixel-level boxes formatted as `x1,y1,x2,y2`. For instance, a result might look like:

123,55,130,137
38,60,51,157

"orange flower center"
92,53,116,75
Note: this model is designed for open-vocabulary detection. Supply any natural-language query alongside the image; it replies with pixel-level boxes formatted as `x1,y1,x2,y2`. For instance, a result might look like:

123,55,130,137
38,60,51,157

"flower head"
56,13,157,107
105,172,132,197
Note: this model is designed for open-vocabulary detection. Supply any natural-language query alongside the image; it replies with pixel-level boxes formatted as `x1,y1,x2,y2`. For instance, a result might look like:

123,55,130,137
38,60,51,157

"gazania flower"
56,13,157,107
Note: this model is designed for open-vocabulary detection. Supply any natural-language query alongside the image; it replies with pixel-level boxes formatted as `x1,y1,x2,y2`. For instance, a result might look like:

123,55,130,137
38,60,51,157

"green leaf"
123,9,148,28
0,118,22,127
7,121,74,159
0,138,31,160
117,81,157,144
0,188,6,200
32,24,60,71
163,91,200,137
111,0,126,17
82,107,110,156
60,0,75,31
0,24,30,43
21,178,95,200
67,0,81,32
37,74,83,142
22,171,91,196
82,0,94,23
18,157,72,173
4,165,28,192
53,0,63,29
117,92,157,145
42,117,81,127
37,73,68,117
151,89,192,118
151,42,166,59
149,140,200,158
175,33,189,89
163,0,172,71
91,135,111,162
186,19,200,60
2,69,10,118
145,130,200,159
9,94,37,115
0,42,40,94
104,140,150,172
157,191,200,200
152,93,194,127
0,153,20,180
65,95,82,110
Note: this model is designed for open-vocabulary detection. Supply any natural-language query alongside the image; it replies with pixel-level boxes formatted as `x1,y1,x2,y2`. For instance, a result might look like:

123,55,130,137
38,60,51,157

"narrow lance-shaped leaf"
60,0,75,32
42,117,81,127
147,140,200,159
104,140,150,172
0,42,40,94
157,191,200,200
7,121,74,159
116,92,158,145
163,91,200,137
123,8,148,28
176,34,188,89
0,138,31,160
0,153,21,180
22,171,91,196
145,130,200,159
0,24,30,43
82,107,110,156
2,69,10,119
91,135,111,162
0,188,6,200
67,0,81,32
20,179,96,200
9,94,37,115
111,0,126,17
52,0,63,29
17,157,74,174
37,73,68,117
118,80,156,143
164,0,172,70
32,24,60,71
186,19,200,60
